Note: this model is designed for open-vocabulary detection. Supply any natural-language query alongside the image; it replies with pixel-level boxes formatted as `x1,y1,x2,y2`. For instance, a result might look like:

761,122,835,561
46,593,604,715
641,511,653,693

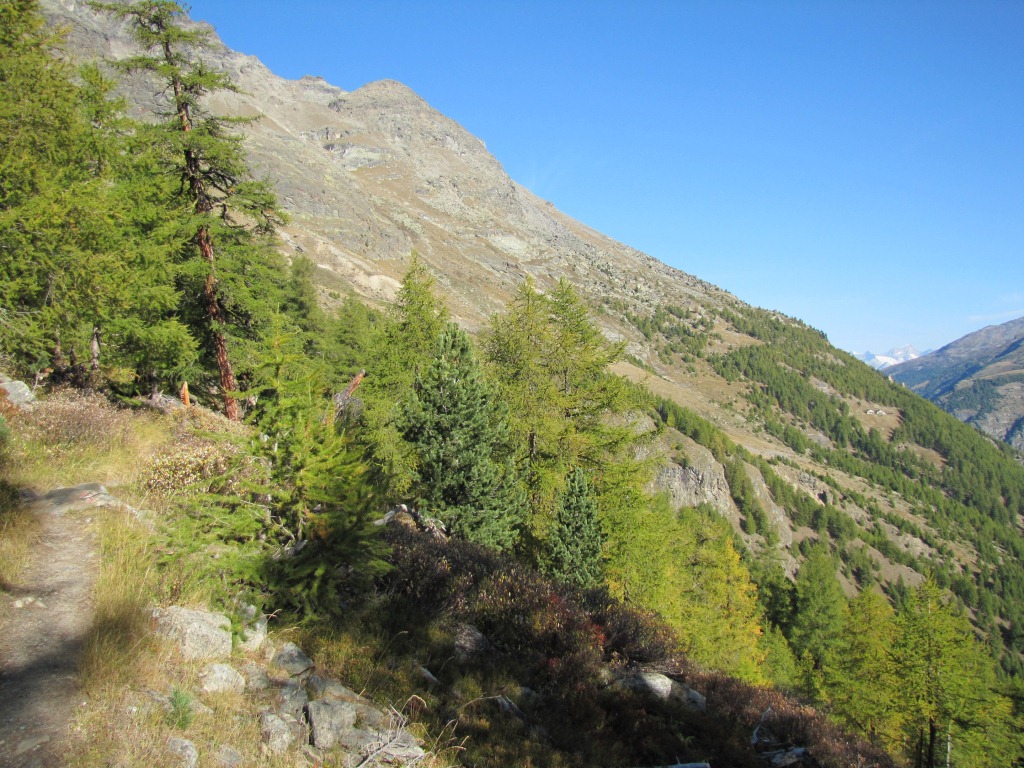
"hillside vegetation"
2,2,1024,766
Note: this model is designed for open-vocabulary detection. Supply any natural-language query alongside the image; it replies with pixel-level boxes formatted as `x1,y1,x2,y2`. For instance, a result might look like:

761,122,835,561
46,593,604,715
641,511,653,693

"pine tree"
402,322,522,551
362,257,449,494
96,0,285,419
544,466,604,588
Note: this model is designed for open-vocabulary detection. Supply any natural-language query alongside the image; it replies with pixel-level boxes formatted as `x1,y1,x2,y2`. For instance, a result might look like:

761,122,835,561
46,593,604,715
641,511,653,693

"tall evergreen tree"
401,322,522,551
0,0,192,385
544,466,604,588
788,544,846,670
97,0,285,419
362,257,449,494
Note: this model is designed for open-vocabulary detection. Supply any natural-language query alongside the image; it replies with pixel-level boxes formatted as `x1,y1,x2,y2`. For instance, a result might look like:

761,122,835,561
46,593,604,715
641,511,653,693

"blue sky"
188,0,1023,355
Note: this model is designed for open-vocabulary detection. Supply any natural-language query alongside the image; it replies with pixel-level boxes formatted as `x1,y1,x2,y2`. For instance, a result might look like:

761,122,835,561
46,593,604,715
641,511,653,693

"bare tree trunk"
90,326,101,372
198,225,240,421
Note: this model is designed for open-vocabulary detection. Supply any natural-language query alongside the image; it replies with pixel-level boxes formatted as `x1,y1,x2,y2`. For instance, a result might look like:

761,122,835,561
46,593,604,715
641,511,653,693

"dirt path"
0,485,107,768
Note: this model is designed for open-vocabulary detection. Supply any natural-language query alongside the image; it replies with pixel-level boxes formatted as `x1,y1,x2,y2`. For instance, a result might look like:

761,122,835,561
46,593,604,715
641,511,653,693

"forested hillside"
2,2,1023,766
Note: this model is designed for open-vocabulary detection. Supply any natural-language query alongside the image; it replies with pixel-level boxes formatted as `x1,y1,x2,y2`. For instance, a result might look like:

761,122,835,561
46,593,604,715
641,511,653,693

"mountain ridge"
888,316,1024,451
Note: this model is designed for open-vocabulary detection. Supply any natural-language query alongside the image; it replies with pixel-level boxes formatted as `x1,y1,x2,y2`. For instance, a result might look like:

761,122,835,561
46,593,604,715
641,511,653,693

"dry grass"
4,389,173,493
79,509,156,694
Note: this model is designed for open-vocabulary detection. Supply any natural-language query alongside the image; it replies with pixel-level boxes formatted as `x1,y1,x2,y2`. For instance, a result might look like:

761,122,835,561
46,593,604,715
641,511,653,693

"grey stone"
152,606,232,661
238,615,268,654
272,641,314,676
452,623,488,662
214,744,244,767
241,662,271,691
259,712,294,755
307,699,358,749
307,673,359,701
277,680,309,720
200,663,245,694
166,736,199,768
0,379,35,408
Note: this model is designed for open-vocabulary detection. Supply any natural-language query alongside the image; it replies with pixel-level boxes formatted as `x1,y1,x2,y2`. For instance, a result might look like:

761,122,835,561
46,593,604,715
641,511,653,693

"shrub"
17,388,133,448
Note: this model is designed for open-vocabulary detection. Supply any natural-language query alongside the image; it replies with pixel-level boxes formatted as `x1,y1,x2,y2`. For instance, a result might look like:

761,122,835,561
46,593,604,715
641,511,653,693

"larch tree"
96,0,284,419
788,544,846,674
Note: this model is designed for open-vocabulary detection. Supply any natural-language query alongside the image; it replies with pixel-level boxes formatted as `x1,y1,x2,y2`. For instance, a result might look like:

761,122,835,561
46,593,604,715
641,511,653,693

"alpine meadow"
1,2,1022,767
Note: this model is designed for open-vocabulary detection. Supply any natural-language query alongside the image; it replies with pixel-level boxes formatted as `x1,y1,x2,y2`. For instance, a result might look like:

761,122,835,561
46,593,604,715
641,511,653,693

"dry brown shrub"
16,388,133,449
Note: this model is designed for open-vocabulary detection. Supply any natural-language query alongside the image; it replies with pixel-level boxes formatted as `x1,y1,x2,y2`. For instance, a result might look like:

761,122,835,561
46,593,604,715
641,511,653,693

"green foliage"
543,466,604,588
788,544,846,671
402,322,523,551
361,257,449,495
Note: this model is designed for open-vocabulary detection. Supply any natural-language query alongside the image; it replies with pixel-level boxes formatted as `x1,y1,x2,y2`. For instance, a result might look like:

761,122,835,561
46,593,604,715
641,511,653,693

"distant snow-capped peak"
855,345,921,370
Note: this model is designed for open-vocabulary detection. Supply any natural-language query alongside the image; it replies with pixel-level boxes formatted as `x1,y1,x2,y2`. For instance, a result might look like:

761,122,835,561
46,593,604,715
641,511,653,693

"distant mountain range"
855,346,922,370
887,317,1024,452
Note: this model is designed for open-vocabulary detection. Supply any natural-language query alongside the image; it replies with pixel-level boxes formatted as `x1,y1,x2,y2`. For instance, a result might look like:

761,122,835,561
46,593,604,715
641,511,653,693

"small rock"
0,379,35,409
306,699,358,749
213,744,244,767
200,663,245,694
166,736,199,768
238,615,268,654
272,641,313,677
259,712,294,755
307,673,360,701
452,623,488,662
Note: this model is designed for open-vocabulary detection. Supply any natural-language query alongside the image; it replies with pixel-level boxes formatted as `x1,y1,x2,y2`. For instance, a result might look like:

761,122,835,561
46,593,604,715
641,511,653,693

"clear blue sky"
188,0,1023,355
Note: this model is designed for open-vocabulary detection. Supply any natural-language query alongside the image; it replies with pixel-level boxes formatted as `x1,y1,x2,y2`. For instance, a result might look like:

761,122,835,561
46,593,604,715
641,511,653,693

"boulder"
452,623,489,662
0,379,35,409
272,641,314,677
199,663,245,694
259,712,295,755
152,606,232,661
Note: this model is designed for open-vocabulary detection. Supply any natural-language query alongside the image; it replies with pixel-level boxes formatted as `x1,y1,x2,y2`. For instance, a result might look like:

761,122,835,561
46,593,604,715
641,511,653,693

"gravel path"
0,485,106,768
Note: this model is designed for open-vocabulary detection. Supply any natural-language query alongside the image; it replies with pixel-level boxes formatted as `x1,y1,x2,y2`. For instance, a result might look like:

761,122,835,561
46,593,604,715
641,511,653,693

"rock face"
653,437,734,519
37,0,730,338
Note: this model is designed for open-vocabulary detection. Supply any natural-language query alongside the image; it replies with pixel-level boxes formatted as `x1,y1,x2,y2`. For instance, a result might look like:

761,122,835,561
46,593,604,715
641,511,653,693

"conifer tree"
362,257,449,494
96,0,285,419
0,0,192,385
788,544,846,670
544,466,604,588
823,588,901,747
402,322,522,551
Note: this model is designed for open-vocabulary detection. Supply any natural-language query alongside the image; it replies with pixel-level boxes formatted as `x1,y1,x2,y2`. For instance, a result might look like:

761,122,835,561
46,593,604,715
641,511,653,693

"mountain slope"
888,317,1024,451
39,0,1024,680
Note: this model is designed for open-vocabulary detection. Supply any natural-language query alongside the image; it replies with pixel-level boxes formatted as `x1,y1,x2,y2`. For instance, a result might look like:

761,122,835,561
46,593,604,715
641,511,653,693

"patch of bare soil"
0,486,103,768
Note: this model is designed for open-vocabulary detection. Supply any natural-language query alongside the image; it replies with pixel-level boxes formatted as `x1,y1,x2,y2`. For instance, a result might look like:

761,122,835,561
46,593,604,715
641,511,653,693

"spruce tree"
544,466,604,588
401,322,522,551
